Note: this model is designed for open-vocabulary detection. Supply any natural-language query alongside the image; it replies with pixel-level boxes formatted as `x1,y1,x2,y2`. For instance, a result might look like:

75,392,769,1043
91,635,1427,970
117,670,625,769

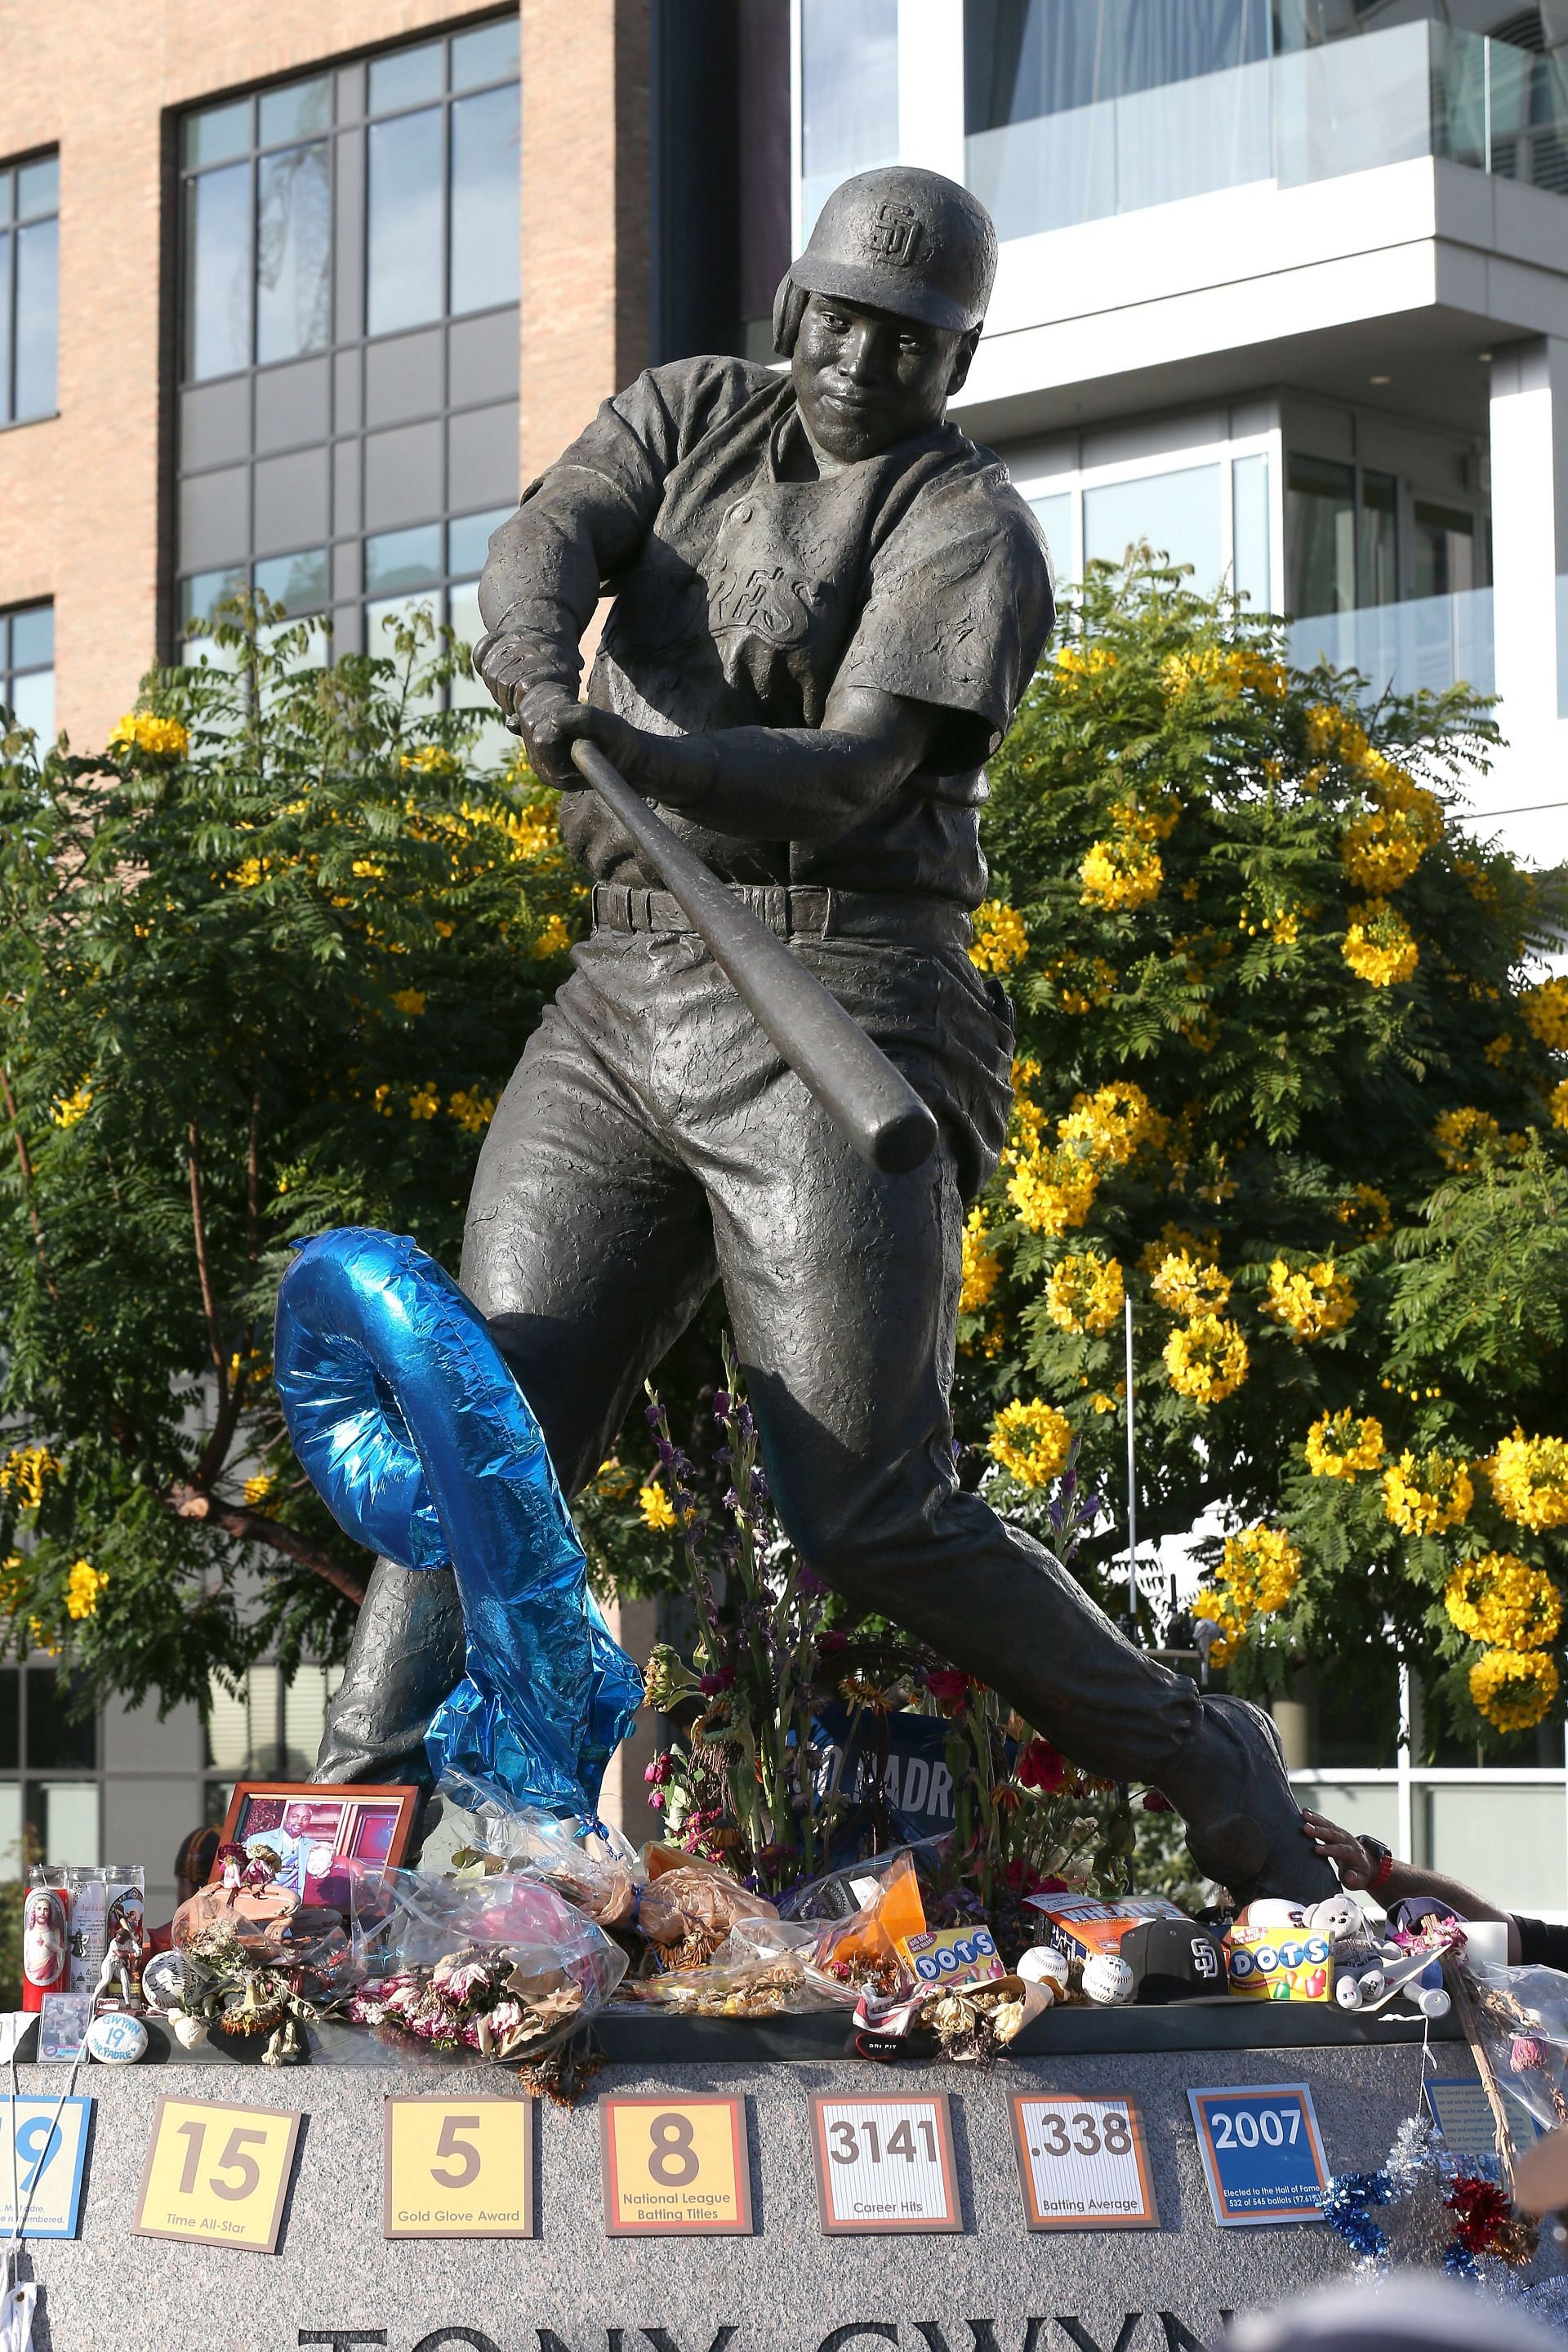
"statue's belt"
589,880,972,953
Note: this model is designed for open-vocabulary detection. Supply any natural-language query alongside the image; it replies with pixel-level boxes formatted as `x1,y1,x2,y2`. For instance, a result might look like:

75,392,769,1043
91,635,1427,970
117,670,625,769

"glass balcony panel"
1085,461,1222,588
1288,586,1495,699
1273,21,1433,189
1115,58,1272,214
800,0,898,238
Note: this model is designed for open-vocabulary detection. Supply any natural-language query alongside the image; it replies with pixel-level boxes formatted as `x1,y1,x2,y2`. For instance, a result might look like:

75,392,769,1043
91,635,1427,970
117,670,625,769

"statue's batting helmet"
788,166,998,336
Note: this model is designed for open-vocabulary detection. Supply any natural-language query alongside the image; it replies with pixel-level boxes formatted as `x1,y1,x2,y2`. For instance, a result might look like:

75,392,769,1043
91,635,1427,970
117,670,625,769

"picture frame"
212,1781,418,1906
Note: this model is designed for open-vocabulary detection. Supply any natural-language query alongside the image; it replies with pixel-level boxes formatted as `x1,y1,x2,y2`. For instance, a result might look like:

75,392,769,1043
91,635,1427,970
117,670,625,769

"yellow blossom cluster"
1469,1648,1559,1735
1054,644,1117,689
408,1083,440,1120
988,1399,1072,1488
390,988,426,1018
447,1088,496,1136
1150,1250,1231,1317
1237,890,1307,946
1262,1258,1356,1341
243,1473,274,1508
1004,1077,1162,1238
1008,1156,1099,1236
0,1447,59,1509
1305,1410,1385,1478
1163,1313,1250,1405
532,914,573,959
1059,1081,1167,1170
65,1560,106,1622
1490,1432,1568,1532
1334,1184,1392,1242
1339,768,1443,893
1434,1107,1502,1172
1160,648,1287,702
1445,1552,1561,1650
1342,898,1419,988
1045,1250,1125,1335
960,1209,1001,1316
1140,1223,1207,1275
1107,791,1181,844
969,900,1028,975
1045,953,1117,1014
51,1082,93,1129
400,744,461,780
108,711,189,760
1383,1450,1473,1536
1192,1525,1302,1666
1552,1079,1568,1131
639,1482,676,1534
1521,978,1568,1051
1080,835,1162,911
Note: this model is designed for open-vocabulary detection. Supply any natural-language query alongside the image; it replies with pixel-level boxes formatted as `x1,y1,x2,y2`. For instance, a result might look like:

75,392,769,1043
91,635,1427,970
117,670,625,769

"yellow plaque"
135,2096,301,2254
599,2095,753,2235
383,2096,533,2238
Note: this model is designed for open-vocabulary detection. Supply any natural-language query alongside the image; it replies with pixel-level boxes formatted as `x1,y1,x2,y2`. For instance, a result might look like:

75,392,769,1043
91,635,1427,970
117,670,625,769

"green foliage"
0,599,582,1713
957,550,1568,1744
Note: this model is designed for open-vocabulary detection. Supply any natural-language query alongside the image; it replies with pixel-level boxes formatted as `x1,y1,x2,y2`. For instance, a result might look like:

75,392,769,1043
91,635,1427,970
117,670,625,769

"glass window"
185,161,253,381
33,1782,98,1868
450,84,521,316
964,0,1270,131
178,24,519,676
800,0,899,234
368,108,446,336
1027,491,1074,587
1232,452,1271,608
447,506,511,577
1360,469,1398,607
0,150,59,426
256,142,332,365
1,598,55,739
1286,452,1355,617
1084,462,1223,586
1413,500,1477,599
0,1670,18,1774
26,1668,97,1772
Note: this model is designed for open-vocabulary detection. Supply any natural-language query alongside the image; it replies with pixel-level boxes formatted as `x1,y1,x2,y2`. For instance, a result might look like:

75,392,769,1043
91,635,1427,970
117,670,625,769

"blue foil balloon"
273,1227,641,1820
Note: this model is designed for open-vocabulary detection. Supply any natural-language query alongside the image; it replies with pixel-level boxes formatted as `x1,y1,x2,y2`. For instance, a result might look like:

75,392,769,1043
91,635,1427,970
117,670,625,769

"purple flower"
644,1402,663,1428
712,1390,732,1419
797,1564,827,1597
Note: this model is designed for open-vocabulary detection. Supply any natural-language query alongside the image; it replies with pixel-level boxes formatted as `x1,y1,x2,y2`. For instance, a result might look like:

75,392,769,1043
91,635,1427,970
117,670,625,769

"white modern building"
798,0,1568,872
795,0,1568,1910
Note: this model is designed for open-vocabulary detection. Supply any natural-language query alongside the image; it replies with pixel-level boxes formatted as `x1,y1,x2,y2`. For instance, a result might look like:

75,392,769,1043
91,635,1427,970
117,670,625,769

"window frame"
0,146,60,431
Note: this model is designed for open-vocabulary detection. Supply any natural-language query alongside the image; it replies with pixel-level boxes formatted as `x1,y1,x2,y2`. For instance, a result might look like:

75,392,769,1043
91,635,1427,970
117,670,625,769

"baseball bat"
570,738,938,1174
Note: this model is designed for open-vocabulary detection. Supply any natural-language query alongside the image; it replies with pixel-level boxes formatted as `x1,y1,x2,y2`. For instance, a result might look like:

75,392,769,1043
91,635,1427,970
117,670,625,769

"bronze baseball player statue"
314,166,1334,1906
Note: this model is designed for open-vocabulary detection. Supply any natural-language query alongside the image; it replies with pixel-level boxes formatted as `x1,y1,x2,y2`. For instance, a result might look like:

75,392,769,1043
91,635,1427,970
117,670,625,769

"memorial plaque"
599,2094,753,2235
1188,2082,1329,2225
810,2091,960,2234
1010,2092,1158,2230
383,2096,532,2238
134,2095,301,2253
0,2096,91,2237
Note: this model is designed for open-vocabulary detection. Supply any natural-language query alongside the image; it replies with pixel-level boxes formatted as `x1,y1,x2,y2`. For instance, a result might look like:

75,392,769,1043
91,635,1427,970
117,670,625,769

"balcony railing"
1287,587,1496,702
966,20,1568,243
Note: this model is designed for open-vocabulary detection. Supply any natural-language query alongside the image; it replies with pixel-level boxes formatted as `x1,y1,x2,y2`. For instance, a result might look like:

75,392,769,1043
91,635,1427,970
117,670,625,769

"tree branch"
186,1119,226,1394
165,1482,368,1606
0,1065,60,1303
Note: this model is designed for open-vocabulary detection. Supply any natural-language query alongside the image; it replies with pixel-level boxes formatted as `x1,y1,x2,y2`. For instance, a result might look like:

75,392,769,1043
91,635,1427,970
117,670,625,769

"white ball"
1238,1900,1306,1931
1081,1951,1135,2007
1018,1944,1070,1992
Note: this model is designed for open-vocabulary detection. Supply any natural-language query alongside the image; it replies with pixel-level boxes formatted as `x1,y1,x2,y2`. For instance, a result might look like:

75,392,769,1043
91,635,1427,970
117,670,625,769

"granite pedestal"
10,2007,1552,2352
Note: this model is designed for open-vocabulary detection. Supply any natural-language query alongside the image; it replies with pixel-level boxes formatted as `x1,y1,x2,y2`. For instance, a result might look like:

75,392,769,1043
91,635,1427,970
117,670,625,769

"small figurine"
93,1910,148,2009
241,1846,279,1898
216,1842,247,1907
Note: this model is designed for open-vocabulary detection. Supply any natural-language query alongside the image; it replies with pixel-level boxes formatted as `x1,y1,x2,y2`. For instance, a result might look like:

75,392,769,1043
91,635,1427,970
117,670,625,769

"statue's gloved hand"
470,629,541,726
513,683,595,787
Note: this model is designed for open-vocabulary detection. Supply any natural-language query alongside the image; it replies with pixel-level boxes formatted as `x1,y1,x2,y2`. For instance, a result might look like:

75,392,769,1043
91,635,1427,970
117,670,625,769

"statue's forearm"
477,470,645,697
586,696,937,844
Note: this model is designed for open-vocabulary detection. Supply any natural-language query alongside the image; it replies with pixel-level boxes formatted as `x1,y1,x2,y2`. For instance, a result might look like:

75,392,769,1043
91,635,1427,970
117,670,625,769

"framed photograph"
212,1782,418,1906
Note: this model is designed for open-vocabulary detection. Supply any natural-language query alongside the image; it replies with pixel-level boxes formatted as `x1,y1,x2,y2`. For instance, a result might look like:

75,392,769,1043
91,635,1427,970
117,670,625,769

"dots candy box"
1225,1920,1333,2002
898,1925,1005,1989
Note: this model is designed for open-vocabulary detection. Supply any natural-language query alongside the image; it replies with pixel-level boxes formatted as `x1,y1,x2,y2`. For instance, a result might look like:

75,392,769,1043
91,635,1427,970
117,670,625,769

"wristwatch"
1360,1834,1395,1893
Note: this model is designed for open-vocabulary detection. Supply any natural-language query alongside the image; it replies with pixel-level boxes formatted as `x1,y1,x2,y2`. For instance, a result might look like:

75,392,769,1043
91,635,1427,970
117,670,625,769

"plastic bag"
462,1807,646,1932
631,1918,853,2016
793,1851,928,1993
1463,1959,1568,2138
636,1861,778,1967
345,1868,626,2057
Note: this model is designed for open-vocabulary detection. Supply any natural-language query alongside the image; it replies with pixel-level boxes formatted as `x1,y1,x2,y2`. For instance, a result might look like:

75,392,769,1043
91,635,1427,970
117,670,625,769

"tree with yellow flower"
0,593,586,1707
953,549,1568,1750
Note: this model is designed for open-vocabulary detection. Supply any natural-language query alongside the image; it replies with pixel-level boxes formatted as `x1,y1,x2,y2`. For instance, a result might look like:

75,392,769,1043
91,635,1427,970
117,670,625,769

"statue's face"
791,292,966,464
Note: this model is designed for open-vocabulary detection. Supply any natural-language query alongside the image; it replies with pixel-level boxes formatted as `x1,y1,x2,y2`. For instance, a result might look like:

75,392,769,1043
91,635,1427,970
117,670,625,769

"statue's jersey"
479,355,1054,907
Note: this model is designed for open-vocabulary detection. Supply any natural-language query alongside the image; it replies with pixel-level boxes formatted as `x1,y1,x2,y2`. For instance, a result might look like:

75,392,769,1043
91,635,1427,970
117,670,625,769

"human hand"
1299,1806,1376,1889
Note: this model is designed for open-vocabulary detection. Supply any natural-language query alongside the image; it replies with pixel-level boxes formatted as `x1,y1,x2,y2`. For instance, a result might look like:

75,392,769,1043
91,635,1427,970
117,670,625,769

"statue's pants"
314,925,1201,1797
